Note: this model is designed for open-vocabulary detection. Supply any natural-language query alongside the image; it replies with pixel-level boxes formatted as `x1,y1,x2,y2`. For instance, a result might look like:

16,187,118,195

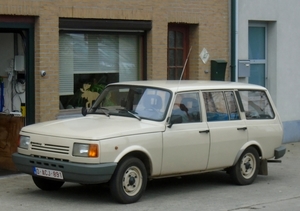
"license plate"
33,167,64,180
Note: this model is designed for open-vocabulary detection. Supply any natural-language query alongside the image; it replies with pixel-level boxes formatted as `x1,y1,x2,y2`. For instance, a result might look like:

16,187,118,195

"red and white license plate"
33,167,64,180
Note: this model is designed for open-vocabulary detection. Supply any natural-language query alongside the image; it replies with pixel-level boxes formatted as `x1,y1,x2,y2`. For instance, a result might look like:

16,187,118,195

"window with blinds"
59,33,139,96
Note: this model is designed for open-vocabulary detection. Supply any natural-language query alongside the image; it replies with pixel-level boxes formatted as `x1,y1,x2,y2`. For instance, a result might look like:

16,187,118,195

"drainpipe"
231,0,238,81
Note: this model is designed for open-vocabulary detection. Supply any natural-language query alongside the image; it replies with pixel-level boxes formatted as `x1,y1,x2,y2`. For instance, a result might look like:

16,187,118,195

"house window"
167,24,189,80
58,19,151,111
59,33,142,110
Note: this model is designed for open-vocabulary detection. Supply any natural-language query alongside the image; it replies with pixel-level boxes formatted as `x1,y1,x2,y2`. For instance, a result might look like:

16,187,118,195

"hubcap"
240,153,256,179
122,166,143,196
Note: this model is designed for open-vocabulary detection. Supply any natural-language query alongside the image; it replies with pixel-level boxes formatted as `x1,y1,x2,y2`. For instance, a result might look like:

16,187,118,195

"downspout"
230,0,238,81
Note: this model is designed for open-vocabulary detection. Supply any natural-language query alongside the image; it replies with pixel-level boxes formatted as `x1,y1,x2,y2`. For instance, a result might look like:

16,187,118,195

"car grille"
31,142,70,155
30,155,69,168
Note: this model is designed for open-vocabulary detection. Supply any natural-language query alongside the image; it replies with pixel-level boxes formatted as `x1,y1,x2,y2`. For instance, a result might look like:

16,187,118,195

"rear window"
203,91,240,122
239,90,275,119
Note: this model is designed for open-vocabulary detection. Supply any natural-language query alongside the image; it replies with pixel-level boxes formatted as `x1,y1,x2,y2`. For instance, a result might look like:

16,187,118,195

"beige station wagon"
12,80,286,204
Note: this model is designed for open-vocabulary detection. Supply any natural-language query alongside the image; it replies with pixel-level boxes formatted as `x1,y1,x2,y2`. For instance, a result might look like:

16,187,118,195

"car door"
202,90,248,169
161,92,210,175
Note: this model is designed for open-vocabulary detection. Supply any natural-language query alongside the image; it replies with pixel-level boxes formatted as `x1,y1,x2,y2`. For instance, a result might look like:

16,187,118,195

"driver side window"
171,92,201,124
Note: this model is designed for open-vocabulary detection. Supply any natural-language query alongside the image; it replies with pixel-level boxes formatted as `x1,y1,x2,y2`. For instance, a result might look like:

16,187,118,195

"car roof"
110,80,267,92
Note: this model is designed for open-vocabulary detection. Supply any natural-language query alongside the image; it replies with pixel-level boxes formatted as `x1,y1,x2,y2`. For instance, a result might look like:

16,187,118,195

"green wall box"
211,60,227,81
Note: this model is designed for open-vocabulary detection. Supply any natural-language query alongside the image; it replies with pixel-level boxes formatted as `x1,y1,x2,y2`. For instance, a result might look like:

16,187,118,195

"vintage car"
12,80,286,204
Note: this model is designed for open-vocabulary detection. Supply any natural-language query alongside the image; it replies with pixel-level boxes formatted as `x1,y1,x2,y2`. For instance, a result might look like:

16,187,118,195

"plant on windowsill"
89,83,105,93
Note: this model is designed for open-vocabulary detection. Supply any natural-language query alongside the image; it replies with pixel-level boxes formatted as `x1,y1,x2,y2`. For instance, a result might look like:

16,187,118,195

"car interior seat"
181,97,200,122
143,95,163,110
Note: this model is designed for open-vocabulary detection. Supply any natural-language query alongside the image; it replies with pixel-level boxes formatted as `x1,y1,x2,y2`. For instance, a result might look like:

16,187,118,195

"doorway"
248,24,267,87
0,16,35,125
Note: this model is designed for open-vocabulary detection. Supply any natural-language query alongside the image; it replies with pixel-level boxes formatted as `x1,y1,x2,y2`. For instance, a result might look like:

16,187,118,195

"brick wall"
0,0,229,122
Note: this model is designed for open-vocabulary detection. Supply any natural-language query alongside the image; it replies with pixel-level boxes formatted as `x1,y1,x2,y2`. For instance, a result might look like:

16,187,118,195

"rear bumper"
12,153,117,184
274,145,286,159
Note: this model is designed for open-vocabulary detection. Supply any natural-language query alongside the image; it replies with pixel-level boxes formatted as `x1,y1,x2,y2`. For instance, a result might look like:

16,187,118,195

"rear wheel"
230,147,259,185
110,157,147,204
32,176,64,191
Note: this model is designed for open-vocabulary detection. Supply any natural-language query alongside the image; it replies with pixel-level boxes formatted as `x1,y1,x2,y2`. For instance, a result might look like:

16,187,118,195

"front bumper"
12,153,117,184
274,145,286,159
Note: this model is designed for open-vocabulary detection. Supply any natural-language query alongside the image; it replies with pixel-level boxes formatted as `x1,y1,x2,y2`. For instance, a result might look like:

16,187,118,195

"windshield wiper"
128,110,141,121
98,107,110,117
117,109,141,121
90,107,110,117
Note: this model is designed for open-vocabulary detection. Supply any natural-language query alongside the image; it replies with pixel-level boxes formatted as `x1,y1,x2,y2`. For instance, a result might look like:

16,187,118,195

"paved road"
1,142,300,211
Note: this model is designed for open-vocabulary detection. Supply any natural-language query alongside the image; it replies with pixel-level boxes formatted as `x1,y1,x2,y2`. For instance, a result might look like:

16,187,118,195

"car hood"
21,115,166,140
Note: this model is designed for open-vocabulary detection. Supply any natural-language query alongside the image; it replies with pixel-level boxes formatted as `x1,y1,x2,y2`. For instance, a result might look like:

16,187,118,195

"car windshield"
89,85,172,121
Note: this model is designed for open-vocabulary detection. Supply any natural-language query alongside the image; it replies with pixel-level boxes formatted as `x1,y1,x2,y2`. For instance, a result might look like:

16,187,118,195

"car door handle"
237,127,247,131
199,130,210,133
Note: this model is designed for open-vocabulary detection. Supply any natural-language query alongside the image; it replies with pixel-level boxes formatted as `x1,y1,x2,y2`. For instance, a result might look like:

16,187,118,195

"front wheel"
110,157,147,204
230,147,260,185
32,176,64,191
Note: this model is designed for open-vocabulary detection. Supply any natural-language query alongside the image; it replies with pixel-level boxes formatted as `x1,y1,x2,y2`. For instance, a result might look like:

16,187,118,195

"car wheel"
32,176,64,191
110,157,147,204
230,147,259,185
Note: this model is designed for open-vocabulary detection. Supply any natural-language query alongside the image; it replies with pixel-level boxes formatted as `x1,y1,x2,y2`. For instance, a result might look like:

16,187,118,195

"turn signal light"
73,143,99,158
88,144,98,157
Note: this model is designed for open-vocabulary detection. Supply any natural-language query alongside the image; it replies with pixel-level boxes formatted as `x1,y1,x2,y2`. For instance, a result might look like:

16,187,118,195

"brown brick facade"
0,0,229,122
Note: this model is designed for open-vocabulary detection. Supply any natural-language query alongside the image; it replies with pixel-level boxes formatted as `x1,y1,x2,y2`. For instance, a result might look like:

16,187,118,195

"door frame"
0,18,35,125
167,23,190,80
248,22,268,88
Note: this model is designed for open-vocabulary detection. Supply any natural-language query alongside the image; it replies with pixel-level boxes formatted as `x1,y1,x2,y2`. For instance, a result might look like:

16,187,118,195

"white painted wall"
238,0,300,123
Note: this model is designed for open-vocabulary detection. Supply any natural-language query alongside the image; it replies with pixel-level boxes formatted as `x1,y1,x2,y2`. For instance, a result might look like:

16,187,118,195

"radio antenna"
177,46,192,89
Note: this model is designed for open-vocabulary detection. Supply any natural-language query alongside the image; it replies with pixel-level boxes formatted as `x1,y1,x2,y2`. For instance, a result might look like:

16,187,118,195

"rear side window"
203,91,240,122
239,90,275,119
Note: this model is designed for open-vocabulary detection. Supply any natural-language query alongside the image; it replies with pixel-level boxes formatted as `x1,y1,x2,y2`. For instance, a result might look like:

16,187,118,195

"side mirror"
167,115,182,128
81,107,87,116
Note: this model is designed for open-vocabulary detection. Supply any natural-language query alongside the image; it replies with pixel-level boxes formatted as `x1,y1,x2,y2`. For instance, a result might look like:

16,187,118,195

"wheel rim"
240,152,256,179
122,166,143,196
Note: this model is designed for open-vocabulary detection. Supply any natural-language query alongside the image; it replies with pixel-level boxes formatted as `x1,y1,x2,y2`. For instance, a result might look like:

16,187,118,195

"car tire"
32,176,64,191
110,157,147,204
230,147,260,185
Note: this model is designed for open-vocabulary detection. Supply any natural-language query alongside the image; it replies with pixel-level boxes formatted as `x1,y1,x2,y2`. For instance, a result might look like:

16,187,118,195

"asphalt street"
0,142,299,211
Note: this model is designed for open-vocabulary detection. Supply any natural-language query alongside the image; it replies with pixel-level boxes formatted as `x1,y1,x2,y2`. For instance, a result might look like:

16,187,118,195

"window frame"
248,22,268,87
202,90,241,122
58,19,150,113
170,91,202,124
238,89,275,120
167,24,189,80
59,32,142,95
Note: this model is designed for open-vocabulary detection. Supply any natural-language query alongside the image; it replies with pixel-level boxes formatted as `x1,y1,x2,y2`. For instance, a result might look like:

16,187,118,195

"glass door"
248,25,266,87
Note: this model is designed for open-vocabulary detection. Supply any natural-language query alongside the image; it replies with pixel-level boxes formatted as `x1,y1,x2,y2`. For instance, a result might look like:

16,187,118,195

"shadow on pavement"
0,168,21,177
